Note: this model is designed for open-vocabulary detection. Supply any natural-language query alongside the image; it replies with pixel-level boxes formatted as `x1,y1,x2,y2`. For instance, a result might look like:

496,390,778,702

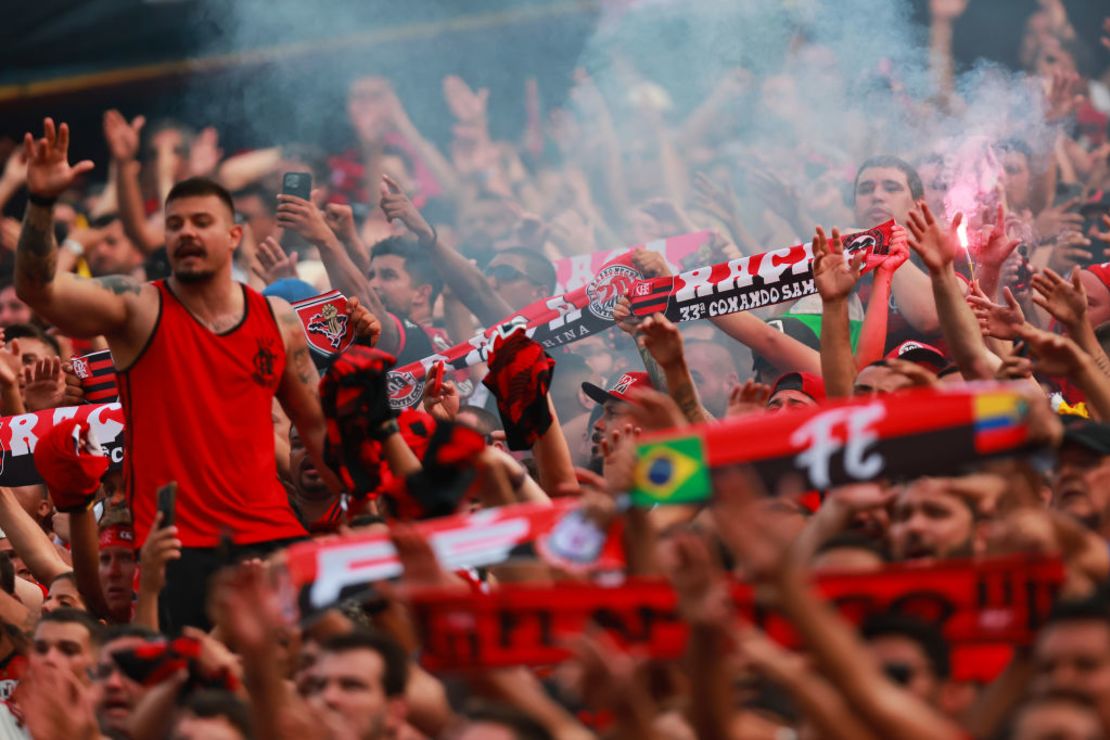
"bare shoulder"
266,295,300,330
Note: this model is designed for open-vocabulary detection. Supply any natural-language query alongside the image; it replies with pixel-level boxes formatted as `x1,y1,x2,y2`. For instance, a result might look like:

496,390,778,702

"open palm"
24,118,94,199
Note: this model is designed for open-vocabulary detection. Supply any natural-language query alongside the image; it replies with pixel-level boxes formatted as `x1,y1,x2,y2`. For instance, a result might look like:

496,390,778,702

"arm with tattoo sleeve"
271,298,344,495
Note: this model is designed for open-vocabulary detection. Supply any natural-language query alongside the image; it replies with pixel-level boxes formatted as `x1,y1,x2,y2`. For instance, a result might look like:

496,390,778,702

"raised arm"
905,203,996,379
17,118,144,338
271,297,344,495
814,226,865,398
103,110,164,254
380,175,513,326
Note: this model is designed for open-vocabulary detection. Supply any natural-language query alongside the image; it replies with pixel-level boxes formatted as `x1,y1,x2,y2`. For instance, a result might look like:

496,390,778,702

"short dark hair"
4,322,60,357
1044,594,1110,631
178,689,253,739
231,184,277,216
370,237,444,305
37,607,102,642
492,247,557,295
995,137,1033,164
166,177,236,220
457,404,502,440
860,612,950,679
853,156,924,202
461,700,555,740
319,630,408,697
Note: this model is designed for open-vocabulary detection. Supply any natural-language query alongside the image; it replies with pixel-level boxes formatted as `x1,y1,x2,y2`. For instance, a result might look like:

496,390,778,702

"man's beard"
173,267,217,284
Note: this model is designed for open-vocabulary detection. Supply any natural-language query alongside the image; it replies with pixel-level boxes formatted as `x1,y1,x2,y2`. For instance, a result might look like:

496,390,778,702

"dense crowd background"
0,0,1108,738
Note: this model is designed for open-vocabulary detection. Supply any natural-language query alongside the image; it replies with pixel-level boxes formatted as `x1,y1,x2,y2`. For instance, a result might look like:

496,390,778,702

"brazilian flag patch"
631,435,711,506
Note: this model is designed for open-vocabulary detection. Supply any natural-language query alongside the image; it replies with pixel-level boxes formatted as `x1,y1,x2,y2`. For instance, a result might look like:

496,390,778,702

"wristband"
27,192,58,208
62,238,84,256
370,419,399,441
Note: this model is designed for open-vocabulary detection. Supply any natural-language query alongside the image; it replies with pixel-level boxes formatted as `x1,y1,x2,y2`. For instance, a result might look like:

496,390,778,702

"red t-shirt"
119,281,307,548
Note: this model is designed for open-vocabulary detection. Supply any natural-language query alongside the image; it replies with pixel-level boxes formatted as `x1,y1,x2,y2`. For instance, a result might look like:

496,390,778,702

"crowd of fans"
0,1,1107,738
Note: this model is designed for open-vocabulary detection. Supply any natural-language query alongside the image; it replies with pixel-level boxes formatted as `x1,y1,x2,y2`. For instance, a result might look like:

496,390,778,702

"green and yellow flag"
631,435,711,506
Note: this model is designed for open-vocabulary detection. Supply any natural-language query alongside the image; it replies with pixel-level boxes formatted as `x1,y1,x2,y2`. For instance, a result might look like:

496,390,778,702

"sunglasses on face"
488,263,539,286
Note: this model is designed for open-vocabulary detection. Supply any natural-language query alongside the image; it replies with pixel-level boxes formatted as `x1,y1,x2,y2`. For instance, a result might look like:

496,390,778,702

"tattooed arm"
637,314,713,425
16,118,144,338
271,297,344,495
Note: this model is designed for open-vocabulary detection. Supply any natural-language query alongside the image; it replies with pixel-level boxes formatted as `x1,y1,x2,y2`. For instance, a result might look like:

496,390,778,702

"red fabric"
33,418,108,512
482,331,556,450
119,281,306,548
1086,263,1110,292
99,524,135,550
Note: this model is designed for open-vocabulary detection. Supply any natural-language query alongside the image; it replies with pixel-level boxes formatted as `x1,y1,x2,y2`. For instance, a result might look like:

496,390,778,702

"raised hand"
324,202,361,247
443,75,489,125
1014,323,1089,377
22,356,66,411
379,174,435,244
252,236,298,284
1046,230,1096,274
878,224,910,276
968,283,1025,340
630,247,671,278
929,0,968,22
612,295,642,336
276,193,335,247
972,204,1020,271
662,531,732,627
187,126,223,177
1034,197,1083,242
906,201,960,273
24,118,95,199
813,226,863,302
726,380,771,418
1031,266,1088,330
1043,69,1084,124
1091,213,1110,249
422,377,460,422
138,511,182,595
637,313,685,368
347,296,381,345
102,109,145,163
625,387,687,433
60,361,84,406
0,147,28,190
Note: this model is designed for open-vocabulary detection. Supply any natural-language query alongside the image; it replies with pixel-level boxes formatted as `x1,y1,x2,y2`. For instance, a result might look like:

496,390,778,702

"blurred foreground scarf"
482,330,555,450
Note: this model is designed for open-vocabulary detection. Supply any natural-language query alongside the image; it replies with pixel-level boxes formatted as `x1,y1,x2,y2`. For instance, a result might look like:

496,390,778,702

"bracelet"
27,192,57,208
62,238,84,256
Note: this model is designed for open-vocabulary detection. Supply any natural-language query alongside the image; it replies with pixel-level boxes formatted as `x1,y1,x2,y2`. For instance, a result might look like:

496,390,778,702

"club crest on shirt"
252,338,279,386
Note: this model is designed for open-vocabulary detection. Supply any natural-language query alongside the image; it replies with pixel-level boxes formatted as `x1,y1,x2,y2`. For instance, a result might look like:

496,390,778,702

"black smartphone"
282,171,312,200
280,172,313,251
156,482,177,529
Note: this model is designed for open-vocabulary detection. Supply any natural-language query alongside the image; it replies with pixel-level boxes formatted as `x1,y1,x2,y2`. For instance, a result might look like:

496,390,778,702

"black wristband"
370,418,400,441
27,193,57,208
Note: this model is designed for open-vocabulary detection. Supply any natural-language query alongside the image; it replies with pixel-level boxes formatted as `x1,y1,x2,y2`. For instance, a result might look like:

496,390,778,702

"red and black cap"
770,371,826,403
582,371,653,406
886,340,948,373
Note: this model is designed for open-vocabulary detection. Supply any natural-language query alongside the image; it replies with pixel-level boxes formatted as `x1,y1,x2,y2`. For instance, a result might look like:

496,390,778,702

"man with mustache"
13,118,340,631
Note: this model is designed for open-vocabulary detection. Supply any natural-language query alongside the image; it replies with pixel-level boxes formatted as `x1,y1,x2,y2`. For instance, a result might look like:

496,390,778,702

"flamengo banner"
409,555,1064,682
0,404,124,486
631,385,1033,504
630,221,895,322
552,232,711,294
283,499,624,611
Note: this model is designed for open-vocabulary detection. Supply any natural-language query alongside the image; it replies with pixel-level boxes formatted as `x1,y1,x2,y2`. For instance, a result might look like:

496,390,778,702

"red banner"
283,500,624,610
632,385,1032,502
0,404,124,487
410,555,1064,682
